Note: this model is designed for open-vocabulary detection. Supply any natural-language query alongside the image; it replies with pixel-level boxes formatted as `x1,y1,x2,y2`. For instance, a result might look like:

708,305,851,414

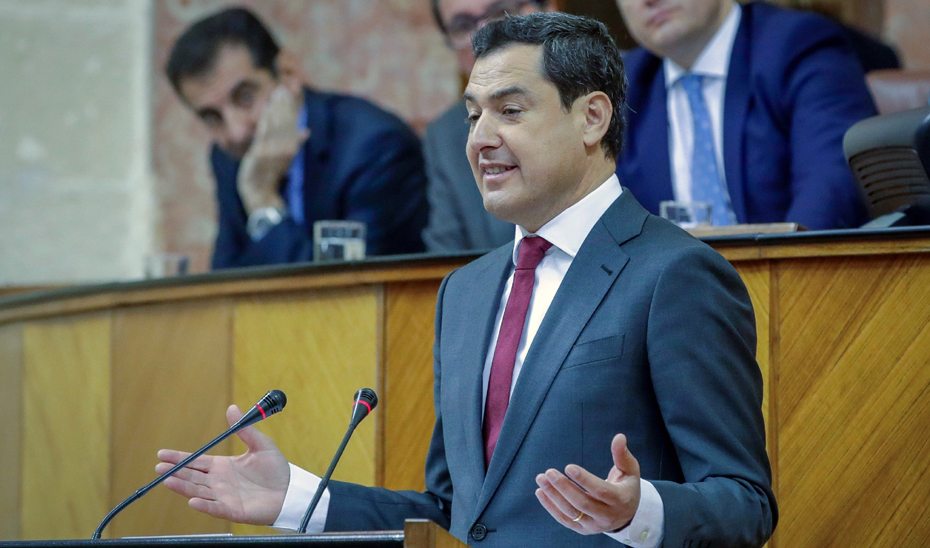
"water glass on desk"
313,220,366,262
144,253,189,278
660,201,713,229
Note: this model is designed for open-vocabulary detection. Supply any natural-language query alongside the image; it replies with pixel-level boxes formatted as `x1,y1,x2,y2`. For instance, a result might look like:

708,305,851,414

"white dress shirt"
664,2,741,210
273,175,663,548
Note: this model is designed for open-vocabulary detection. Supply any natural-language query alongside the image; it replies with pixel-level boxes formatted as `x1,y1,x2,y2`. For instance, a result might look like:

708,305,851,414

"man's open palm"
156,405,290,525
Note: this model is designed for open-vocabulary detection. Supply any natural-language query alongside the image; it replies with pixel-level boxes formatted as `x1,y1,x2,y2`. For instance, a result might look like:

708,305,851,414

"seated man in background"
167,8,428,269
616,0,877,230
422,0,553,252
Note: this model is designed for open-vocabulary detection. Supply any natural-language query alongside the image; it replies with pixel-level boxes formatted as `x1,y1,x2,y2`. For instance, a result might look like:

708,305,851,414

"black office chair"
843,107,930,227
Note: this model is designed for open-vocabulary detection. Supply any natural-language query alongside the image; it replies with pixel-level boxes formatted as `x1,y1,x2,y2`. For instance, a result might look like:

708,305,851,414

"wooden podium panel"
109,302,234,539
2,233,930,545
0,324,24,540
231,288,379,536
22,315,111,540
772,254,930,547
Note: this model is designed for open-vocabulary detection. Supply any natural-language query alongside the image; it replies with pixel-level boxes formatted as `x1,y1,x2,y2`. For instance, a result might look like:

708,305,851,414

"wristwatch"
246,206,287,241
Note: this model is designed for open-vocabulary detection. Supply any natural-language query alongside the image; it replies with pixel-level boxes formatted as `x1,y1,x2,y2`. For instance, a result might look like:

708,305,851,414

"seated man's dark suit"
617,1,876,230
422,100,514,252
322,190,777,547
210,88,429,269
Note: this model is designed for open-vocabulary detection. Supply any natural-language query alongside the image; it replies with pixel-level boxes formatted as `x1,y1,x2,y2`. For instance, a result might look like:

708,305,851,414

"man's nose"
223,109,255,149
468,113,501,153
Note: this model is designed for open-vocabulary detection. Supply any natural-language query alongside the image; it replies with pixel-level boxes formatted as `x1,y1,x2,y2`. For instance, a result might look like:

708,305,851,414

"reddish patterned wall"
153,0,929,273
152,0,459,272
885,0,930,69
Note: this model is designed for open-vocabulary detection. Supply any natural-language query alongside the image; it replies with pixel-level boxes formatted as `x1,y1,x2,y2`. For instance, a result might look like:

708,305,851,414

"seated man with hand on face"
167,8,429,269
157,13,776,548
615,0,877,229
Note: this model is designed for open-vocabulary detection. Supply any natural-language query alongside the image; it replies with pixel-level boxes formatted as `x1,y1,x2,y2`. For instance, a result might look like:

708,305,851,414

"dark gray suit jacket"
326,190,777,547
422,101,514,252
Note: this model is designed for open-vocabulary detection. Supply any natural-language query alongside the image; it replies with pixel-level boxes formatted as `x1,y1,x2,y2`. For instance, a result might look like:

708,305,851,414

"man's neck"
522,157,617,233
665,1,735,70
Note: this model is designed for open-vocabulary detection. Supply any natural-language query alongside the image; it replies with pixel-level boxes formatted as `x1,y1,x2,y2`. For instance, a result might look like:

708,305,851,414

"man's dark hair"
430,0,548,35
473,12,626,159
166,7,280,97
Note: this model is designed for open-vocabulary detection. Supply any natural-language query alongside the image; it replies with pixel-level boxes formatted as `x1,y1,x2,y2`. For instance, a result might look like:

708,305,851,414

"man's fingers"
228,404,277,454
189,498,232,521
156,449,213,473
163,475,214,501
611,433,641,477
537,470,603,520
535,487,584,532
155,462,210,486
565,464,619,506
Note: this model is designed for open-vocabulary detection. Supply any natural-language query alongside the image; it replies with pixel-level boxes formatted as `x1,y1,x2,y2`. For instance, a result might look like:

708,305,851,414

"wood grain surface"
22,315,111,540
230,288,379,536
382,281,443,491
775,254,930,546
0,324,24,540
109,301,234,538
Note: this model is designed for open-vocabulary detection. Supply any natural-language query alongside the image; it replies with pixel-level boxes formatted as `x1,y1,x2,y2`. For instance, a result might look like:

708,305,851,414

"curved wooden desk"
2,229,930,546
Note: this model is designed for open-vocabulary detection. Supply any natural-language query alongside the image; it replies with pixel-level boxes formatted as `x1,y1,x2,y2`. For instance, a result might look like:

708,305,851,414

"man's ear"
274,50,304,95
581,91,612,149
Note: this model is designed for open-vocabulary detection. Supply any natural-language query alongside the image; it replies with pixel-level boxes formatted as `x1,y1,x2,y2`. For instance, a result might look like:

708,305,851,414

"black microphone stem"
92,426,235,539
297,421,359,534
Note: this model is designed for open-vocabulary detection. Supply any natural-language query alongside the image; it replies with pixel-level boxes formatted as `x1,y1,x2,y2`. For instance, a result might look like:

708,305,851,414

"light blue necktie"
680,73,735,226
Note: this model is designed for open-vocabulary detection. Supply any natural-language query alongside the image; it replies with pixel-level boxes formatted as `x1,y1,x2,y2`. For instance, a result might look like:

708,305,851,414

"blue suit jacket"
323,190,776,547
617,1,876,230
210,88,428,269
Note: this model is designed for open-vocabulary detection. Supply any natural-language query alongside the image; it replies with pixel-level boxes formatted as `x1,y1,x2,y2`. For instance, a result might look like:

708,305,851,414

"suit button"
470,523,488,541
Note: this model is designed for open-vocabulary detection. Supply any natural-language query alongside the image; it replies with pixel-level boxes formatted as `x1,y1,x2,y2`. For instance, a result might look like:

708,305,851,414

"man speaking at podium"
158,13,776,547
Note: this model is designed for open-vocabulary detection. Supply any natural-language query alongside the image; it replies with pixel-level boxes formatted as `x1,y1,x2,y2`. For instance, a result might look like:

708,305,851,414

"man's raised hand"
534,433,642,535
156,404,290,525
236,81,309,214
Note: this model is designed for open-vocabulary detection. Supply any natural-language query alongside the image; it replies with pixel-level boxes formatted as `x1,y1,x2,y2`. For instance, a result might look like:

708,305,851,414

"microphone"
297,388,379,534
92,390,287,539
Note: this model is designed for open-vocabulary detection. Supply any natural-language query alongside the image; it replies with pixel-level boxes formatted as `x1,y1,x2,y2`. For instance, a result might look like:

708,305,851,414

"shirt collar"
511,174,623,265
664,2,741,87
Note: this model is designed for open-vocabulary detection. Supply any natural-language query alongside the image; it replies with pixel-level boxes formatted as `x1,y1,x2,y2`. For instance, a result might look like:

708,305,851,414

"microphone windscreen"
259,389,287,416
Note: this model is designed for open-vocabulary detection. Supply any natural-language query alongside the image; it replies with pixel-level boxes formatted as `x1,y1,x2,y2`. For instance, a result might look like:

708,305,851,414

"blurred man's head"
616,0,734,68
431,0,551,74
465,13,626,231
166,8,298,158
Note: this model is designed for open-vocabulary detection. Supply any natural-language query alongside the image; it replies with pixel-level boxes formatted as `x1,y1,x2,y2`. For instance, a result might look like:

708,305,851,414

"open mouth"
482,164,518,183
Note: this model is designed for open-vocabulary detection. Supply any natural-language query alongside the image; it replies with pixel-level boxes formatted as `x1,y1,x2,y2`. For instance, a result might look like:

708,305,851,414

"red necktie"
483,236,553,467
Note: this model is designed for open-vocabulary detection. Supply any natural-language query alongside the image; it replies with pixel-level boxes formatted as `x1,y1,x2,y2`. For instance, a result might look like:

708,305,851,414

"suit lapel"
448,247,513,484
722,8,752,223
301,88,335,222
474,192,647,515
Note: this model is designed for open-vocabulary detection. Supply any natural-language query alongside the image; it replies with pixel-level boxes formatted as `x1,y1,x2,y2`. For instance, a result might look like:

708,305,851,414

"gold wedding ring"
571,510,585,522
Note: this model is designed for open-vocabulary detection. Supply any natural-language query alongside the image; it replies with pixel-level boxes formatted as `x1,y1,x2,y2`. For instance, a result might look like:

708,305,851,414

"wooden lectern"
0,520,464,548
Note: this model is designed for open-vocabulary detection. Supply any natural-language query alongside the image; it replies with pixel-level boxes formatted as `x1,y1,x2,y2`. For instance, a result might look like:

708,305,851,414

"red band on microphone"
257,405,267,419
358,401,372,414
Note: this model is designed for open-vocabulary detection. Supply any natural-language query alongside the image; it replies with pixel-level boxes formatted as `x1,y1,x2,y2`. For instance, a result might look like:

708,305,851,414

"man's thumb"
226,404,272,452
611,433,640,477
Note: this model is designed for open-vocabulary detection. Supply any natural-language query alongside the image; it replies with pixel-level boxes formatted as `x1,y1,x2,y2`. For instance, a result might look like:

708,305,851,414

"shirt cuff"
271,463,330,533
604,478,664,548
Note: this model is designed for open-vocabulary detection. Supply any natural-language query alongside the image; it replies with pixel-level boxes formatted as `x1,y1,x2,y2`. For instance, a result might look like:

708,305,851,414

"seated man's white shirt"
274,175,663,548
665,2,740,208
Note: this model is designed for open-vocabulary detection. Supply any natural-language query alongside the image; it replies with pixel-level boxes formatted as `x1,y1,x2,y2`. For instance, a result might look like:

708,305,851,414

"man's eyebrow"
463,85,531,103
